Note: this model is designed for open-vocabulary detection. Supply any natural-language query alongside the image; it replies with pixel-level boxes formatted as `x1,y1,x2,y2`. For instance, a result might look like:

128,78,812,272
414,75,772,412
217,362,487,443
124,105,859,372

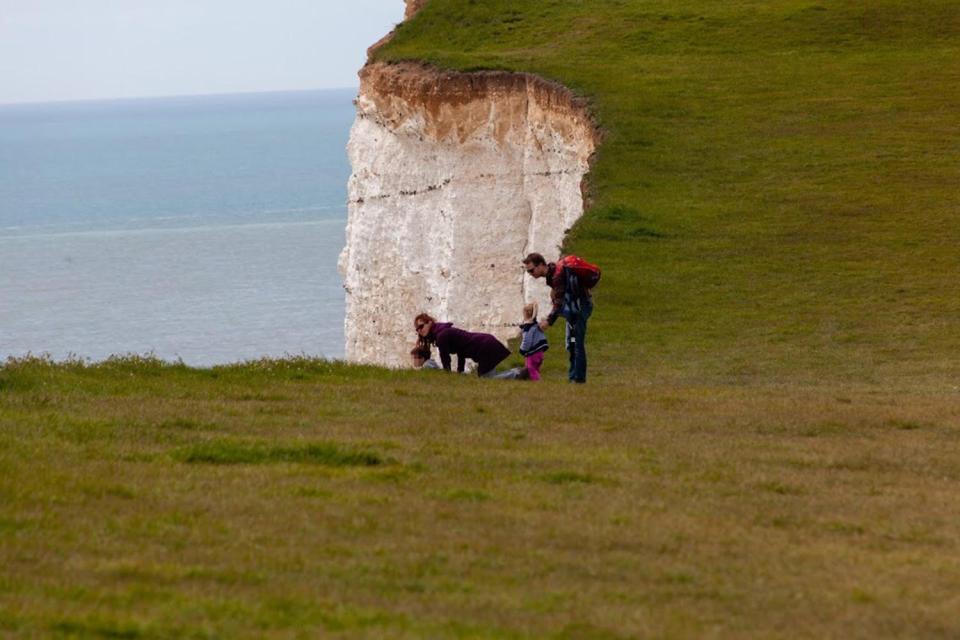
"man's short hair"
523,252,546,267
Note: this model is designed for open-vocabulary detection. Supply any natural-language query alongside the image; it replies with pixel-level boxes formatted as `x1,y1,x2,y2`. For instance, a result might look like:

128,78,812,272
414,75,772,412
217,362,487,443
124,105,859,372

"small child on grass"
519,302,549,381
410,343,441,370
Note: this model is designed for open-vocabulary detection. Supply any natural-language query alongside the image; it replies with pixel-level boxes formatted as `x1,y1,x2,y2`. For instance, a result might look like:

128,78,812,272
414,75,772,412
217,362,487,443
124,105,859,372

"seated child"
410,343,441,370
518,302,549,381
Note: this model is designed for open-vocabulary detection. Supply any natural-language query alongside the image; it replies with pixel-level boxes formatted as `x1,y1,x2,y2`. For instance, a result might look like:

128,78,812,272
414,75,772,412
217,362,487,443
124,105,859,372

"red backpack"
557,255,601,290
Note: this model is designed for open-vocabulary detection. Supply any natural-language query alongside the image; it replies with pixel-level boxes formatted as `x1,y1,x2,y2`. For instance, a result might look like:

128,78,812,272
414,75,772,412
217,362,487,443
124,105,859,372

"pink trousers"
525,352,545,381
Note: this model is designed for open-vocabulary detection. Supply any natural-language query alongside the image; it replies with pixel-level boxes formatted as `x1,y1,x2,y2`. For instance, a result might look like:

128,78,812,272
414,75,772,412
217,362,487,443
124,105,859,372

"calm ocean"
0,89,355,365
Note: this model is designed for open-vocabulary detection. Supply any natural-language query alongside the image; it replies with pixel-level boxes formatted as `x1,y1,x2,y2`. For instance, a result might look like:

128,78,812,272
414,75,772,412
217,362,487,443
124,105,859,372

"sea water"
0,89,355,365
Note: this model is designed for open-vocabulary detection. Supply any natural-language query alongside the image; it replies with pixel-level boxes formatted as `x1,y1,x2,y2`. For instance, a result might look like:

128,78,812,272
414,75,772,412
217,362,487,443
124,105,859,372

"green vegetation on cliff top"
3,2,960,638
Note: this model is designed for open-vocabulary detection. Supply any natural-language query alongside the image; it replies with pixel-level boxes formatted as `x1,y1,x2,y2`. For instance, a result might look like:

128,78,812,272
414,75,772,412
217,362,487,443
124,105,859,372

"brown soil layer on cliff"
404,0,428,20
358,61,598,149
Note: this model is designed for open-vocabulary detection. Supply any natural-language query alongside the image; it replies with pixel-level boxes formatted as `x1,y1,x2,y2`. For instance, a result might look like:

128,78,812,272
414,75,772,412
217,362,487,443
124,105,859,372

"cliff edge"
338,1,597,366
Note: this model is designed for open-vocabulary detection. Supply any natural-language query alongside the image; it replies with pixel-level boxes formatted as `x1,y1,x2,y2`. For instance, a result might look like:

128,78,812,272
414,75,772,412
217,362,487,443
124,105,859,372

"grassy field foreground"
2,357,960,638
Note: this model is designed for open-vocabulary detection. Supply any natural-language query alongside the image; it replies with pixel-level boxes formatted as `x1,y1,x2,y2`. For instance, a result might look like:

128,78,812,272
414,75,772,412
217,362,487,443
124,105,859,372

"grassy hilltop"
378,0,960,388
3,1,960,638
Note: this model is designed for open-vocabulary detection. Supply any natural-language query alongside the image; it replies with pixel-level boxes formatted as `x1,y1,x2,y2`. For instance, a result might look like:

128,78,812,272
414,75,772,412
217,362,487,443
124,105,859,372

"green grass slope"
379,0,960,388
3,2,960,637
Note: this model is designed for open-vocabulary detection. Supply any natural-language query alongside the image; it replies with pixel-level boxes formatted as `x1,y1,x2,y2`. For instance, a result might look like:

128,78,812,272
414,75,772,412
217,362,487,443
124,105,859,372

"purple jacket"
428,322,511,375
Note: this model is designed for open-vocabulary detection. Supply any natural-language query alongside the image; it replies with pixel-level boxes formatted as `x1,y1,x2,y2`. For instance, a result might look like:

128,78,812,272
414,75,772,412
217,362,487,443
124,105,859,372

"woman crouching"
414,313,527,379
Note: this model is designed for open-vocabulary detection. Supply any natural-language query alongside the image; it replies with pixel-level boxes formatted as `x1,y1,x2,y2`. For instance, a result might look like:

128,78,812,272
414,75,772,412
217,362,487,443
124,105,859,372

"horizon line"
0,86,360,108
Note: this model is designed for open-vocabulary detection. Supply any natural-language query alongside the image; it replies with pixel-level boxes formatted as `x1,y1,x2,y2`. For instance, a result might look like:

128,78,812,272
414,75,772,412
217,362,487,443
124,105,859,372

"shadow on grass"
542,471,608,485
175,440,383,467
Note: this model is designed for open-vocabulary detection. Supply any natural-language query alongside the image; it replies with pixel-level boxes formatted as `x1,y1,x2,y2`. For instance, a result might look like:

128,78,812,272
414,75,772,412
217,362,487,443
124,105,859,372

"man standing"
522,252,599,383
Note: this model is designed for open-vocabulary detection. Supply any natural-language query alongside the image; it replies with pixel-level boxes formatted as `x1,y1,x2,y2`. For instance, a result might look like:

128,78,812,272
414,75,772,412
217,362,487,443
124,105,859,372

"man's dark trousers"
564,298,593,383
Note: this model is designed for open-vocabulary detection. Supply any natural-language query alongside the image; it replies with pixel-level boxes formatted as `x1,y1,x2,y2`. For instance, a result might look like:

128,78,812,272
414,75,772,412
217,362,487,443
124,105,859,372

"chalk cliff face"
338,5,596,367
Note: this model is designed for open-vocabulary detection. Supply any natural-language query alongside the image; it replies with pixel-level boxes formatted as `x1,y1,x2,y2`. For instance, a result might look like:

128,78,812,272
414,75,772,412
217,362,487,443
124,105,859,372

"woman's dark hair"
414,313,436,344
414,312,435,328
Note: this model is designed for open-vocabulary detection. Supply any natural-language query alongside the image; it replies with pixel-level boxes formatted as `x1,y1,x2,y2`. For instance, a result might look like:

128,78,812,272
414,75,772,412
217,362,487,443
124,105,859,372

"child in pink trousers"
518,302,549,381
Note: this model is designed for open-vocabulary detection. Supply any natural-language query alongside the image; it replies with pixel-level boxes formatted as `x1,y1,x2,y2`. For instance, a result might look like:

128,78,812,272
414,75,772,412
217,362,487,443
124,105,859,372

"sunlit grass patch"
99,560,265,588
232,392,291,402
78,483,137,500
827,521,867,536
435,488,492,502
157,417,219,431
294,486,334,499
174,440,383,467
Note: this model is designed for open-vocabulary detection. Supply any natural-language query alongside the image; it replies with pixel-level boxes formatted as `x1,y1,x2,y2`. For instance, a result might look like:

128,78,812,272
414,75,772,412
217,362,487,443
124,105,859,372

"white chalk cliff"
338,1,597,367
